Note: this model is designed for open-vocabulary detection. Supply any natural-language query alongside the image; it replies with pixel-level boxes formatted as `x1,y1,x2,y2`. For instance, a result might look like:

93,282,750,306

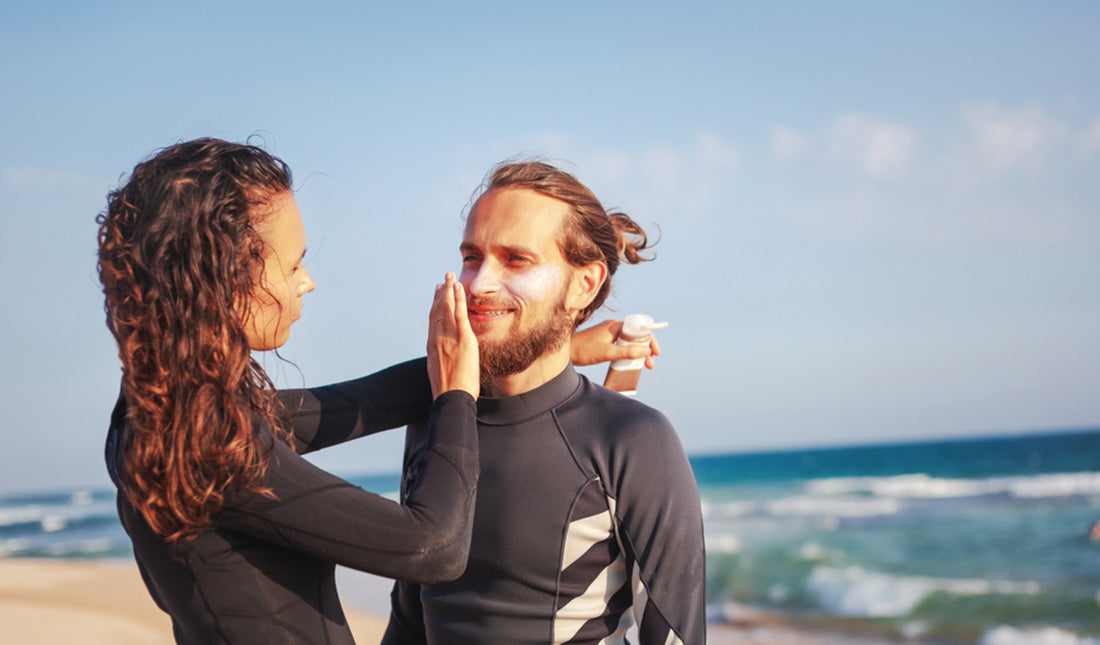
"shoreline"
0,557,920,645
335,567,913,645
0,558,386,645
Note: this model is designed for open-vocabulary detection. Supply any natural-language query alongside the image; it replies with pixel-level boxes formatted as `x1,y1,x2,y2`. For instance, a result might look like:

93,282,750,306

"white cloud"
451,130,744,227
529,131,743,222
765,104,1099,248
584,150,632,186
1081,117,1100,152
961,103,1064,173
828,114,919,177
777,187,1090,247
4,166,103,193
640,145,685,192
521,132,572,159
771,125,809,162
694,130,740,169
3,166,111,225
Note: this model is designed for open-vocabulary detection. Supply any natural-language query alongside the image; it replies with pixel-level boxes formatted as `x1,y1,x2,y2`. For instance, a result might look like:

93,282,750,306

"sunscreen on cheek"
501,264,562,301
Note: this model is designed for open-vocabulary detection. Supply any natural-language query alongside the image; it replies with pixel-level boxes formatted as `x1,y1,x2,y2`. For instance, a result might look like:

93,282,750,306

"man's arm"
610,409,706,645
278,358,432,454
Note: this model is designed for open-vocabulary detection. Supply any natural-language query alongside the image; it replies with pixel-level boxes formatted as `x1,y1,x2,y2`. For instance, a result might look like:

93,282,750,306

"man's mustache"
466,297,517,310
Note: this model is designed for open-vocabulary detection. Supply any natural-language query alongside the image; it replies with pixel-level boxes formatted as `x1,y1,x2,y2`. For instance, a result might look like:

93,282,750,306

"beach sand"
0,559,905,645
0,558,386,645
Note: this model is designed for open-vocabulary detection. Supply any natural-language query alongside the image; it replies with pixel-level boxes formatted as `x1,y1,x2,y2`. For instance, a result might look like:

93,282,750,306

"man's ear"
566,261,607,314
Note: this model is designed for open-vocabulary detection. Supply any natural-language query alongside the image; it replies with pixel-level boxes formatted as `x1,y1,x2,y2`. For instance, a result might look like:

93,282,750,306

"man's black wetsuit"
106,359,477,645
383,365,705,645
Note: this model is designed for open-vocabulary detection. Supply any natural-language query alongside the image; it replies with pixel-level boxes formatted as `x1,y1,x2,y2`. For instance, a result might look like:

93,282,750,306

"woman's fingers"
429,274,457,336
427,273,479,400
429,282,446,326
570,320,617,366
426,277,451,399
645,334,661,369
452,280,472,335
441,272,456,327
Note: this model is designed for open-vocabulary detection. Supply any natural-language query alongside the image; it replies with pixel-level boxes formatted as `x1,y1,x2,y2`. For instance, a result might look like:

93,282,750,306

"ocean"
3,429,1099,644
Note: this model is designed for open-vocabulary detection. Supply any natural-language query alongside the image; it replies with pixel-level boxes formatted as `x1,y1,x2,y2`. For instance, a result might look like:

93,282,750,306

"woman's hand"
571,319,661,369
427,272,479,400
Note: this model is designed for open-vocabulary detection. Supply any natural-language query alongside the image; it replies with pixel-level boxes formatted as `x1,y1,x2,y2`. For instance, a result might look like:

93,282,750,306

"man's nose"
466,261,502,296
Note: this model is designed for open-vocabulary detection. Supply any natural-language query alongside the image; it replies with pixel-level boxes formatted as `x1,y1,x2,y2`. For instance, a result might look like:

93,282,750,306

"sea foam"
43,537,114,557
805,471,1100,501
704,532,741,554
807,565,1041,618
765,494,901,518
980,625,1100,645
0,501,115,532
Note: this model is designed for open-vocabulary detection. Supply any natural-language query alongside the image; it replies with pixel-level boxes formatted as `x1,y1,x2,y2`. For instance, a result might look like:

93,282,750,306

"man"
383,161,706,645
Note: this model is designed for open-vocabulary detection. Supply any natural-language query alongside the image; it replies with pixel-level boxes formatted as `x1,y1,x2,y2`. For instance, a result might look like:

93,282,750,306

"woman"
98,138,657,644
98,138,480,644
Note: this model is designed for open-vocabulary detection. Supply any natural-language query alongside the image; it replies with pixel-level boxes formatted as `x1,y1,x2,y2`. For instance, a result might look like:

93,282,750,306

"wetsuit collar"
476,364,581,426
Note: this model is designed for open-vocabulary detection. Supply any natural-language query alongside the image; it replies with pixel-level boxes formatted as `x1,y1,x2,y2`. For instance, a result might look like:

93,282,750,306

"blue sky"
2,1,1097,494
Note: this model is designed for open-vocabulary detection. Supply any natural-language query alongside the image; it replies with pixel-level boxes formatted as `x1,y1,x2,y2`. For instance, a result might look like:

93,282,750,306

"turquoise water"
696,430,1100,643
3,430,1099,644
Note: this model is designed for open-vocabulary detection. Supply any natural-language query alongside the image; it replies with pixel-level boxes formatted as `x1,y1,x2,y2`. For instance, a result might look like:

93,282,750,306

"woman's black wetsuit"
105,359,477,645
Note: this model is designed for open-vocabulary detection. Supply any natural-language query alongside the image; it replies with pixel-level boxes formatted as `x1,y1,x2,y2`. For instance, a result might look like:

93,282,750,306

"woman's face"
240,191,316,351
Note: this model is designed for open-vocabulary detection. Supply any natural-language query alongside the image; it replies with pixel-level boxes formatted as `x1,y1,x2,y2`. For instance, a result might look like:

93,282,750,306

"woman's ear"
566,261,607,315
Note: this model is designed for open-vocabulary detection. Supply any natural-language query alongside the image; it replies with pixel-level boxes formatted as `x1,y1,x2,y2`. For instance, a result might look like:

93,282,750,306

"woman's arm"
279,359,433,455
571,318,662,369
220,391,478,583
281,273,479,455
219,274,481,583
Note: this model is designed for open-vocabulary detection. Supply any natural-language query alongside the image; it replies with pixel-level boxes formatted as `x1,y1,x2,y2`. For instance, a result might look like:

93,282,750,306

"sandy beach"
0,558,908,645
0,558,386,645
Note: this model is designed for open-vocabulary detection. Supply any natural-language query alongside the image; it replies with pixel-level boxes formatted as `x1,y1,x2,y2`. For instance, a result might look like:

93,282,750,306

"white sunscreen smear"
500,263,563,301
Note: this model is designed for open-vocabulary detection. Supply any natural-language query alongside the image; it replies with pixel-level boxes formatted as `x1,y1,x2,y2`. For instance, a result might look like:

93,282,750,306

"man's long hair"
97,138,293,542
481,161,655,326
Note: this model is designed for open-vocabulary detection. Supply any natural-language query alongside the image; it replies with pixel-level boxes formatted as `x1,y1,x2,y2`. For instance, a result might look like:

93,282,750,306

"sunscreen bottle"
603,314,668,396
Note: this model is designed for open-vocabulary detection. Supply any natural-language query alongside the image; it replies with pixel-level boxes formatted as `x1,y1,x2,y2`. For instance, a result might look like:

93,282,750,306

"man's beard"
476,297,574,381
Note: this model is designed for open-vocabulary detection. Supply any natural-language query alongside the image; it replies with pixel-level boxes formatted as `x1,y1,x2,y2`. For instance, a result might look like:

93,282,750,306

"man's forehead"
464,188,568,244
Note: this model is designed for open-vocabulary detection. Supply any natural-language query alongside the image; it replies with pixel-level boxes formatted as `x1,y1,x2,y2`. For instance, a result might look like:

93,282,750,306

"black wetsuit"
383,365,706,645
106,359,477,645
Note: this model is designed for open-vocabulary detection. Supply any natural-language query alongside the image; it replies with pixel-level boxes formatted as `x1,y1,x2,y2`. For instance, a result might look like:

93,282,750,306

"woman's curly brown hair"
97,138,294,542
